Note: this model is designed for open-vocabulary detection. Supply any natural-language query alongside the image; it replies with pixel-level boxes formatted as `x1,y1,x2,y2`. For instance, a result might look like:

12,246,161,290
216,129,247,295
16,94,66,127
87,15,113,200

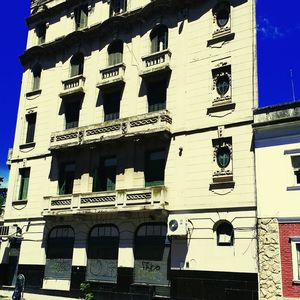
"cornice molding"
21,0,198,66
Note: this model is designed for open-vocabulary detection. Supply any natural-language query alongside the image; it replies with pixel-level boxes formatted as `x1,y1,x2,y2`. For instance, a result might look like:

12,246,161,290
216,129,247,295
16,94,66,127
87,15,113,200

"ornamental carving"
51,199,71,206
130,117,158,128
86,124,121,136
81,196,116,204
127,192,152,201
56,132,78,142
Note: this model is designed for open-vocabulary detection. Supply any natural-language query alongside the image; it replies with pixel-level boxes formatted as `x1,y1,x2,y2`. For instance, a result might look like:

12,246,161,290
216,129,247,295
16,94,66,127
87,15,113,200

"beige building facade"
0,0,258,298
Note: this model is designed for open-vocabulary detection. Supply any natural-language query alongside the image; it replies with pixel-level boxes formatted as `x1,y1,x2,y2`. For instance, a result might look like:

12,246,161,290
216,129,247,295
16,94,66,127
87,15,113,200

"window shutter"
26,114,36,143
80,8,88,29
19,169,30,200
151,35,158,53
92,168,100,192
33,75,40,91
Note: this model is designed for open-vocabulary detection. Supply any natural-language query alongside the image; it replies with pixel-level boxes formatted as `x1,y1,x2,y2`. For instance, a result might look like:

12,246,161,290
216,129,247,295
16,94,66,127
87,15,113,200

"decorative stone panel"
258,218,283,300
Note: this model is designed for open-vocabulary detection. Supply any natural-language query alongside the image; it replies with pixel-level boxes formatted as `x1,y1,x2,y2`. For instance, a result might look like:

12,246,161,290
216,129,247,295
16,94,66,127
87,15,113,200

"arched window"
110,0,127,16
134,223,170,286
44,226,75,280
86,225,119,282
32,64,41,91
108,40,123,66
215,221,234,246
150,25,168,53
213,2,230,28
70,53,84,77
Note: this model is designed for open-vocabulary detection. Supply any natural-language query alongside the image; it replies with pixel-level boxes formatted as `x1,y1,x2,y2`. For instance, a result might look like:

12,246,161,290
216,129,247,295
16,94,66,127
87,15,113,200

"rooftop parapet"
253,101,300,127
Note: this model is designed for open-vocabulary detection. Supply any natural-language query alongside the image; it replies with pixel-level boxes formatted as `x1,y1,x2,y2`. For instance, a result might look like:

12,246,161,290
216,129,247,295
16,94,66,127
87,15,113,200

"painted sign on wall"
86,259,117,283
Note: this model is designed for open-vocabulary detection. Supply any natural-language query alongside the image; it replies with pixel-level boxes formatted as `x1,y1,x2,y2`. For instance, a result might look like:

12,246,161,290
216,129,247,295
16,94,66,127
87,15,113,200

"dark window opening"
87,225,119,260
216,222,234,246
58,162,75,195
70,53,84,77
110,0,127,16
295,170,300,184
18,168,30,201
216,74,230,96
147,80,167,112
145,150,166,187
47,226,74,259
104,91,121,121
32,64,41,91
216,146,231,168
108,40,123,66
25,113,36,144
36,23,46,45
214,3,230,28
75,6,88,30
150,25,168,53
65,101,81,129
134,223,167,261
93,157,117,192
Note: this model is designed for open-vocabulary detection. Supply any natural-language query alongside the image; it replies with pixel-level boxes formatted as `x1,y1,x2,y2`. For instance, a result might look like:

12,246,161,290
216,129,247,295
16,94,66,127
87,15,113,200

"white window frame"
290,237,300,282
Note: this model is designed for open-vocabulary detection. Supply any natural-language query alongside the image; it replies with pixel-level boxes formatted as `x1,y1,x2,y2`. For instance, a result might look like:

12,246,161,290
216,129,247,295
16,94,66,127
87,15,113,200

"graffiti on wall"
134,249,169,285
86,259,118,283
44,259,72,280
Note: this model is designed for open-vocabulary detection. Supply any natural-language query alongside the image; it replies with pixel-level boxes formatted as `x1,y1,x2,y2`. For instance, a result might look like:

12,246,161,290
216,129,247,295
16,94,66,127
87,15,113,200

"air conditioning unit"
0,226,16,237
167,216,187,237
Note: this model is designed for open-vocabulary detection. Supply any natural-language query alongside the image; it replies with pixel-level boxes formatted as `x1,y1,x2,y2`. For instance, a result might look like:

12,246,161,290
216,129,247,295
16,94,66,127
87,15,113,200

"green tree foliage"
80,282,94,300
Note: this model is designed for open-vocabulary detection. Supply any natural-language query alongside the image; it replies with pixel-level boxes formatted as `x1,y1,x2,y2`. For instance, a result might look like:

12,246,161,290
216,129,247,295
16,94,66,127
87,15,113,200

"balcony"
49,110,172,150
59,75,85,98
7,148,13,166
139,49,172,78
96,63,126,89
43,186,167,216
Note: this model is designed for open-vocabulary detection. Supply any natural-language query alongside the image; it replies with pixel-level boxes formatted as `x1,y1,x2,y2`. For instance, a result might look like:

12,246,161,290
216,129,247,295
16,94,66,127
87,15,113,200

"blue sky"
1,1,300,187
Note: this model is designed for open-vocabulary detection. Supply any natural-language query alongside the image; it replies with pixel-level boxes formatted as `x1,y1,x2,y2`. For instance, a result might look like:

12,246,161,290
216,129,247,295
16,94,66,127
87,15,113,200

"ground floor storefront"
0,210,258,299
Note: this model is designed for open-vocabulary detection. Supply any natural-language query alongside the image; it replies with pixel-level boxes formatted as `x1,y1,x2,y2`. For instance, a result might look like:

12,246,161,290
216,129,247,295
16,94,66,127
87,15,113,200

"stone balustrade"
49,110,172,150
43,186,167,216
97,63,126,88
59,75,86,98
140,49,172,77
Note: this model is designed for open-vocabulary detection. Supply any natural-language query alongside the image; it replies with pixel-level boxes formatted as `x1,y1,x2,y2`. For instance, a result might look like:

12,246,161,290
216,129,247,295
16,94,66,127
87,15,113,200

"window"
110,0,127,16
65,101,81,129
93,157,117,192
31,64,41,91
212,2,231,36
150,25,168,53
216,221,234,246
212,65,232,106
108,40,123,66
134,223,170,285
145,150,166,187
216,146,231,168
216,74,230,97
86,225,119,282
58,162,75,195
36,23,46,45
18,168,30,200
291,156,300,185
290,238,300,281
70,53,84,77
212,137,233,183
44,226,74,280
74,5,88,30
147,80,167,112
25,113,36,144
103,91,121,121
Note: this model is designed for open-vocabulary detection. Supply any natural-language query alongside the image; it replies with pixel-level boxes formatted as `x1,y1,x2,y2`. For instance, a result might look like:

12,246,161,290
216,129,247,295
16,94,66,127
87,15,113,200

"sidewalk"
0,289,81,300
